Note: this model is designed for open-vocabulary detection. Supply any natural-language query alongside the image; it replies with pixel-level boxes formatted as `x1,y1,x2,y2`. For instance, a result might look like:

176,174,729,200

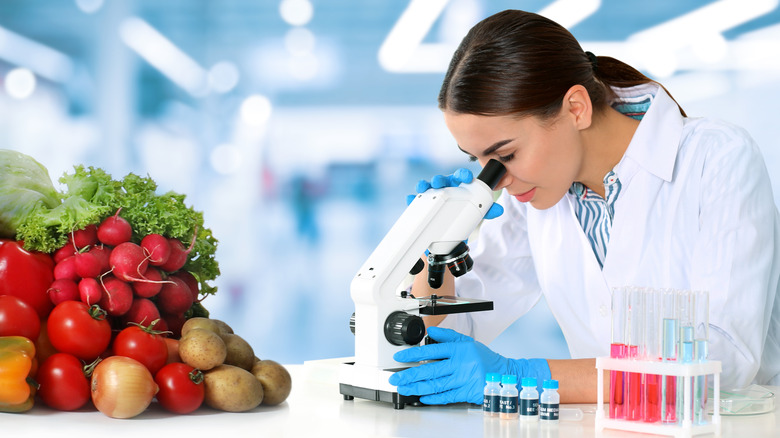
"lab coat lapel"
601,86,685,287
527,196,611,358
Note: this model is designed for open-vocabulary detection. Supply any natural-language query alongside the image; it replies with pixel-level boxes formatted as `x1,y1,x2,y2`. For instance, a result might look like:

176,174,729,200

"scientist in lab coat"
389,9,780,405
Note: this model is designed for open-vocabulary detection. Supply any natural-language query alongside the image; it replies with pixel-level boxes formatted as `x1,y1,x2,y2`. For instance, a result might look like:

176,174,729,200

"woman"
389,9,780,405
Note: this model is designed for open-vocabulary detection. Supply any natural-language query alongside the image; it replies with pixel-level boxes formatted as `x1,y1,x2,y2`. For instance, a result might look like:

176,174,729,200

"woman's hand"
389,327,550,405
406,168,504,219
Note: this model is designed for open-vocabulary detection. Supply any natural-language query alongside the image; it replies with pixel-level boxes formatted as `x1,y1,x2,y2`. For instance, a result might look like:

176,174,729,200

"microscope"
339,159,506,409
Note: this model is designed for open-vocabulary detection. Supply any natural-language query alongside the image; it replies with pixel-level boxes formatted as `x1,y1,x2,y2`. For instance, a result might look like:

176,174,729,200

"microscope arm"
350,160,506,369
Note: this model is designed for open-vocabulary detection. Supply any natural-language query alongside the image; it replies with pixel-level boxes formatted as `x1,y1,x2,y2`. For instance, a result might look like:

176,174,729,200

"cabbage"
0,149,61,238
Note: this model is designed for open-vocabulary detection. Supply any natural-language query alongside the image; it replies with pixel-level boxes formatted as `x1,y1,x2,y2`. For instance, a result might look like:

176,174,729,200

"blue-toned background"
2,0,779,363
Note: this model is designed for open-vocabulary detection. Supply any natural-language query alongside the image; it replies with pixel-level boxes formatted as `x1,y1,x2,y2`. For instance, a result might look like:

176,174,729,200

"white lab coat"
440,83,780,390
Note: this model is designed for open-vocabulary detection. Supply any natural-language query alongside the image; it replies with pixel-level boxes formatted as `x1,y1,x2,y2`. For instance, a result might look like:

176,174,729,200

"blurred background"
1,0,779,364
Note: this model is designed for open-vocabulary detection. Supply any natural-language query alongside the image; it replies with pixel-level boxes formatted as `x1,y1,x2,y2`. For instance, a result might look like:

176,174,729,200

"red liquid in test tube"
625,288,644,421
609,287,628,420
642,289,662,423
625,345,643,420
610,343,626,419
643,372,661,423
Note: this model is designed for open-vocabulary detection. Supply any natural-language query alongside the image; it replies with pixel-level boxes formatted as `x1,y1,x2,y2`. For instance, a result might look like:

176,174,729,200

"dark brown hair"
438,10,686,118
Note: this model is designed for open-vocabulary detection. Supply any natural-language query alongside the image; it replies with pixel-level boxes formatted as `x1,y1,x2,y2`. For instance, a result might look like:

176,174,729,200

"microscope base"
339,362,423,409
339,383,422,410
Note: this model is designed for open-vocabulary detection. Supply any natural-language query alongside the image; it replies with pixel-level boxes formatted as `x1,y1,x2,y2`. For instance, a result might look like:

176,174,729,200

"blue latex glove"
389,327,551,405
406,168,504,219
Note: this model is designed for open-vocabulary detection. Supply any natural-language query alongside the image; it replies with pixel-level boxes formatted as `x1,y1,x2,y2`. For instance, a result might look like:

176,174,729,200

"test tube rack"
595,357,722,438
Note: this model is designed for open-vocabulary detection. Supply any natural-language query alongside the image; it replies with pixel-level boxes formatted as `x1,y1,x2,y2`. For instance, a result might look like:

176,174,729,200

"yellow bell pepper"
0,336,36,413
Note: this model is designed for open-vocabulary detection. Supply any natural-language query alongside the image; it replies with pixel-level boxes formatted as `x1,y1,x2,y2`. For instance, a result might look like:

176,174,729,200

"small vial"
483,373,501,417
499,374,519,419
519,377,539,422
540,380,560,422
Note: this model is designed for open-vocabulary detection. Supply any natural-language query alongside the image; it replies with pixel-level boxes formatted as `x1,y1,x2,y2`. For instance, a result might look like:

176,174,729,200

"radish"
98,276,134,316
132,267,163,298
154,317,170,335
54,256,79,281
78,277,103,305
158,238,187,272
110,242,149,282
141,234,171,266
48,279,79,305
158,229,197,273
122,298,162,327
72,224,98,248
75,251,102,278
90,244,112,274
53,242,77,264
156,276,193,315
161,312,185,338
172,271,199,302
97,209,133,246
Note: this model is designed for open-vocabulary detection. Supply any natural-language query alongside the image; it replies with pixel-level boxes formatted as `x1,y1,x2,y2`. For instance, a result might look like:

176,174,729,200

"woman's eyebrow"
457,138,514,157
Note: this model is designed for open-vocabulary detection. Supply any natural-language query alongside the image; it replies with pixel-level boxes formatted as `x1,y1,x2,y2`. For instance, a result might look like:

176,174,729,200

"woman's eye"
498,153,514,163
467,155,478,162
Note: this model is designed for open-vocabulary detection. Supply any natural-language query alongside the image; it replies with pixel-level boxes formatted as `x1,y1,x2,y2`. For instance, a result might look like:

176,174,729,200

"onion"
91,356,159,419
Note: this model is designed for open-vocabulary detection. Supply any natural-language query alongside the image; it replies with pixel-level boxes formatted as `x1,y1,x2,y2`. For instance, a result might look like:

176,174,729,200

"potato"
222,333,255,371
180,317,226,338
212,319,234,335
179,328,227,370
251,360,292,405
204,364,264,412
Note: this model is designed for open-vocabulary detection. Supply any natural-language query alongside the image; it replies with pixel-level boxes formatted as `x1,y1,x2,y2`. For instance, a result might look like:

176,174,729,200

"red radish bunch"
46,209,200,336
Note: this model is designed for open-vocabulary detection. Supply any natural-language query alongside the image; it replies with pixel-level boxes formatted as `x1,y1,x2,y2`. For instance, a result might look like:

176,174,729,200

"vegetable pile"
0,150,291,418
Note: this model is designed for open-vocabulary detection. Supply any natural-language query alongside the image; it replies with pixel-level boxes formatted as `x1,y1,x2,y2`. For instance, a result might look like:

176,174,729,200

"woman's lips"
514,188,536,203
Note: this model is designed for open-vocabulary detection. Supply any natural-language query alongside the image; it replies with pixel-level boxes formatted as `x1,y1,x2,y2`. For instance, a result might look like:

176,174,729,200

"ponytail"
592,56,687,117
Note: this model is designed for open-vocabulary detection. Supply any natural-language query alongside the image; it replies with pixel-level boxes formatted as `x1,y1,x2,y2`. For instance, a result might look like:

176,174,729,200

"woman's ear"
563,85,592,130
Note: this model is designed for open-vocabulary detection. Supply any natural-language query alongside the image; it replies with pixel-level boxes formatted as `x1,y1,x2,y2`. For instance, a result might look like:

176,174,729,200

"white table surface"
3,358,777,437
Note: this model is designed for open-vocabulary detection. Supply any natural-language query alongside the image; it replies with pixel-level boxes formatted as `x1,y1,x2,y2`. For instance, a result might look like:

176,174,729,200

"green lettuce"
13,162,220,296
0,150,61,238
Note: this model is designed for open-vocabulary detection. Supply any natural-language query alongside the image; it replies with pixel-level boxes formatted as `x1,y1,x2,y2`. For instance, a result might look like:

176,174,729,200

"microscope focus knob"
384,311,426,346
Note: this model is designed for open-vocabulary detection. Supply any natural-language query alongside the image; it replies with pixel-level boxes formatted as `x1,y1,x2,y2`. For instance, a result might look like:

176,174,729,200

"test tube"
661,289,678,424
693,291,709,424
609,287,627,419
625,287,644,421
678,291,694,421
642,288,661,423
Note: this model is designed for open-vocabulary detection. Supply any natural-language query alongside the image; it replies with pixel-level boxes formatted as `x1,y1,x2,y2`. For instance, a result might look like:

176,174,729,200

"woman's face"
443,109,584,210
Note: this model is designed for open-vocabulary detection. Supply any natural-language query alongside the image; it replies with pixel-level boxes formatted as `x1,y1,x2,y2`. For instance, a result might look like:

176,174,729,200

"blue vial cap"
501,374,517,385
486,373,501,382
543,379,559,389
521,377,537,387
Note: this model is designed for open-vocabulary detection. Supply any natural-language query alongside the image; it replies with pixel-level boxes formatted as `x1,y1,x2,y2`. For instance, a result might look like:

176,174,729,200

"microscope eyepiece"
477,159,507,190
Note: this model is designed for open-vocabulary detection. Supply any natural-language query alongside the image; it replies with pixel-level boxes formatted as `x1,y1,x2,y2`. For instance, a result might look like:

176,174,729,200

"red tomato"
37,353,91,411
0,294,41,340
35,320,58,365
0,239,55,319
47,301,112,361
154,362,205,414
113,324,168,376
164,337,181,364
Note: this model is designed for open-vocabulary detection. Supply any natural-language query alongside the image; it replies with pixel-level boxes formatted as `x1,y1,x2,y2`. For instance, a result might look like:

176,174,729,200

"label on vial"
483,395,500,413
500,396,518,414
540,403,559,420
520,398,539,416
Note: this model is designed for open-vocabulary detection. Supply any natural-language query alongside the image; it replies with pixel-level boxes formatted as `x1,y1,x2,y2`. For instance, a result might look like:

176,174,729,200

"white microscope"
339,159,506,409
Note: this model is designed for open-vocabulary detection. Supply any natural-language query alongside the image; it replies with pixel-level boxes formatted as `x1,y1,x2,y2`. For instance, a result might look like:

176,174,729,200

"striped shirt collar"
569,170,623,268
